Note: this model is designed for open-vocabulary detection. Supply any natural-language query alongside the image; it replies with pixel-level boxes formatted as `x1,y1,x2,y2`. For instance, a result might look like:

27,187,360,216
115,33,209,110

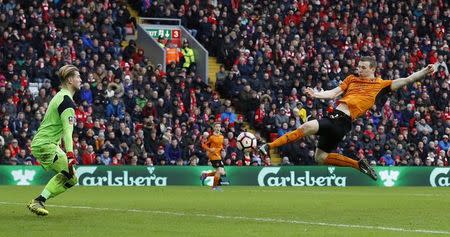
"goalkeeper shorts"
31,143,69,172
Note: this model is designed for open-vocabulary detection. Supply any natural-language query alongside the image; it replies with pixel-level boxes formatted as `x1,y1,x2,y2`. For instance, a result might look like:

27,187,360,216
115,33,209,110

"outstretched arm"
390,64,435,91
305,86,343,100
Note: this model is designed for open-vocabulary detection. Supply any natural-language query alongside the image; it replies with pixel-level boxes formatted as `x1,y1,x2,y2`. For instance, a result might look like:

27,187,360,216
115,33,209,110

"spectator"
275,108,289,129
278,122,289,137
165,138,182,165
15,149,28,165
438,135,450,152
130,138,145,159
99,150,112,166
220,105,237,124
9,157,19,166
8,139,20,157
281,157,292,166
155,145,166,165
380,151,395,166
112,152,125,166
10,112,25,136
106,97,125,120
80,83,94,105
182,140,204,164
416,118,433,134
82,145,98,165
3,97,16,117
181,40,196,73
144,156,154,166
24,156,33,166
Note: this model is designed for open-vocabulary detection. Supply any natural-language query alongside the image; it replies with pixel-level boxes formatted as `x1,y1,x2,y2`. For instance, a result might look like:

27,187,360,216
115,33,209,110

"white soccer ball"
236,132,257,151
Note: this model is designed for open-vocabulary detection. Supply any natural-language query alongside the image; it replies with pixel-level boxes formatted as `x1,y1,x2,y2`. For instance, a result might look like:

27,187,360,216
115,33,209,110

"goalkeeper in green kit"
27,65,82,216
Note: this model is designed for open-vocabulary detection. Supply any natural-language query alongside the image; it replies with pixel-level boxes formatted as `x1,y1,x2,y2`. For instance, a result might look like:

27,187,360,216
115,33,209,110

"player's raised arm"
306,86,343,100
390,64,435,91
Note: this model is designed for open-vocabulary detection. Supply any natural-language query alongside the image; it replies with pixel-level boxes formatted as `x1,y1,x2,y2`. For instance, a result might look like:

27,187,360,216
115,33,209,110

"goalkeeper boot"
358,159,378,181
27,199,49,216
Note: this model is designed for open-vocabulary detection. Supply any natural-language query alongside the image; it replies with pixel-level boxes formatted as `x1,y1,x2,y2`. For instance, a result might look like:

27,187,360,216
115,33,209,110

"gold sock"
268,129,305,148
324,153,359,170
213,176,220,187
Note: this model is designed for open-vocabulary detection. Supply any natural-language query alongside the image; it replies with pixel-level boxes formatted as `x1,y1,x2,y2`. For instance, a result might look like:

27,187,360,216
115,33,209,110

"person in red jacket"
254,104,265,129
82,145,97,165
8,139,21,157
75,105,87,124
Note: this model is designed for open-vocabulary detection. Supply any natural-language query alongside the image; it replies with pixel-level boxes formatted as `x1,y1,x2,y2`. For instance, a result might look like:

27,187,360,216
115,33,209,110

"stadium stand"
134,0,449,166
0,0,448,167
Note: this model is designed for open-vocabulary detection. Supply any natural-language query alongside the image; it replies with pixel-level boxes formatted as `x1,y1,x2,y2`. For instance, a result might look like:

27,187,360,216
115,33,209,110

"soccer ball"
236,132,257,151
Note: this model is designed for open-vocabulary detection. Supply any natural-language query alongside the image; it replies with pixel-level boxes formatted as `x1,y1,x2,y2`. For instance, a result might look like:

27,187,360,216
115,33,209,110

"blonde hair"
58,65,79,83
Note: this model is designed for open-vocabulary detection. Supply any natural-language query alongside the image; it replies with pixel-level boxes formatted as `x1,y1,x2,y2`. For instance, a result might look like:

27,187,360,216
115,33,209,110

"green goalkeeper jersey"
31,88,76,152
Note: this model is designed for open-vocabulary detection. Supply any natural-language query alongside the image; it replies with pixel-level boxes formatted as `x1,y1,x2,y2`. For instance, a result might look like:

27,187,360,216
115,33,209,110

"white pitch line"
1,201,449,235
225,189,448,197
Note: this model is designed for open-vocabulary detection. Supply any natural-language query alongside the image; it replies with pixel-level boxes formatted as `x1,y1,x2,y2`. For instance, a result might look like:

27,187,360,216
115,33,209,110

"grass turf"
0,186,449,237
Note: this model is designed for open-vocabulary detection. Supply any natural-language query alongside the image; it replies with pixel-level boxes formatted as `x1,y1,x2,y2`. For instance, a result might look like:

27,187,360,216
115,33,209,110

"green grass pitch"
0,186,449,237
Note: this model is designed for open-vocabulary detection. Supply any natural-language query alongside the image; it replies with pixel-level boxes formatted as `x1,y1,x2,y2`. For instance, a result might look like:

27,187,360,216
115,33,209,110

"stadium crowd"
139,0,449,166
0,0,253,167
0,0,448,167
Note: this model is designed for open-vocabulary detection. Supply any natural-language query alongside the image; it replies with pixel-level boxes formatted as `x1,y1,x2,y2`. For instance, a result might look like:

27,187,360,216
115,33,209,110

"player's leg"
201,160,219,186
315,118,377,180
315,148,377,180
212,166,225,191
33,146,77,203
200,170,216,186
27,199,48,216
213,167,221,187
27,159,50,216
315,148,358,168
44,146,78,199
28,145,79,215
219,168,230,186
208,159,217,177
206,171,216,177
28,144,58,216
259,120,319,155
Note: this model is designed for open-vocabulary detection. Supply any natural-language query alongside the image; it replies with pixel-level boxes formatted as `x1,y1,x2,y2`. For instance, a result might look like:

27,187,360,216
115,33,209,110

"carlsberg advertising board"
0,166,448,187
256,167,347,186
76,166,168,186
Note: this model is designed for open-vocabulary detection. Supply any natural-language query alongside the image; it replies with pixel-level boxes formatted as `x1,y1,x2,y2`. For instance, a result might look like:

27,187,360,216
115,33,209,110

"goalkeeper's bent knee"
60,170,77,189
64,176,78,189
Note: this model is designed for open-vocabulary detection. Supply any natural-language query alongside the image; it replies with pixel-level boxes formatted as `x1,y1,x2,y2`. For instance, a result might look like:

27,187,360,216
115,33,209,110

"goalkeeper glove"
66,151,78,166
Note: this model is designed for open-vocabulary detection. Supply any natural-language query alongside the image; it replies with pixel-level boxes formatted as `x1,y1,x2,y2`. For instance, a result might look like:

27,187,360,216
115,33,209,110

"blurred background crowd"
0,0,449,167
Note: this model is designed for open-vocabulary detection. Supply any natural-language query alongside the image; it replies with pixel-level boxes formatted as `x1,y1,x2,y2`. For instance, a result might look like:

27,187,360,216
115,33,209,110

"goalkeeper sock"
324,153,359,170
43,170,76,199
35,195,47,203
269,129,305,148
64,175,78,189
44,173,68,199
